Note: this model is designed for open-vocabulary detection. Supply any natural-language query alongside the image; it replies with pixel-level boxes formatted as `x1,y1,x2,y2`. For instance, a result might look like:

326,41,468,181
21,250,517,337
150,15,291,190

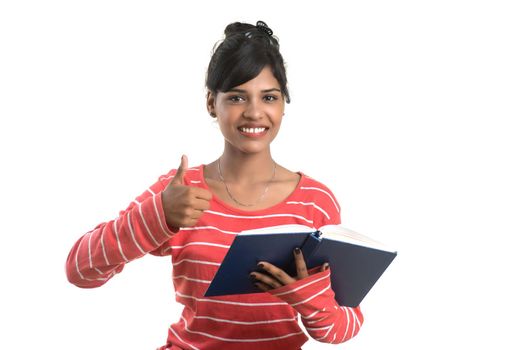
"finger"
189,208,206,220
180,217,199,228
293,248,309,279
192,198,211,212
192,187,213,201
257,262,295,285
250,272,284,289
171,154,188,185
321,262,330,272
253,281,271,292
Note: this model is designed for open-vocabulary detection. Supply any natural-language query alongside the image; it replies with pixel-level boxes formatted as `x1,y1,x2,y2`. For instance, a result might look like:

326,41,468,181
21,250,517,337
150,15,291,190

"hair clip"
256,21,273,36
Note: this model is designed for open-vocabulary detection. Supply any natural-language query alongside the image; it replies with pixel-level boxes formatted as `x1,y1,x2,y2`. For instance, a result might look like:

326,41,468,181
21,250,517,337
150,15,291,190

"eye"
264,95,279,102
228,95,245,103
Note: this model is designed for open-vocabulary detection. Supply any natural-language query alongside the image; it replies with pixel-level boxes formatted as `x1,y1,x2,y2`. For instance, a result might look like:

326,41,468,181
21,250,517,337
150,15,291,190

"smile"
238,126,269,138
239,127,267,134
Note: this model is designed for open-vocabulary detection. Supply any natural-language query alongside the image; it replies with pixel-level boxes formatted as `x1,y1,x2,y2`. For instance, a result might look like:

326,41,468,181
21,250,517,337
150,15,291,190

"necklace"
217,158,276,207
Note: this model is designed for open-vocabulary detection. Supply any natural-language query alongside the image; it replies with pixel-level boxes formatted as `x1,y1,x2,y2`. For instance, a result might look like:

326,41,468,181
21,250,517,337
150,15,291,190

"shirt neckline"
196,164,305,215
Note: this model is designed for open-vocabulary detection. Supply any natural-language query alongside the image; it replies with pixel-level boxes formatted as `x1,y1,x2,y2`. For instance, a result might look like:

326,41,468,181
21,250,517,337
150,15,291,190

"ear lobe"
206,91,217,118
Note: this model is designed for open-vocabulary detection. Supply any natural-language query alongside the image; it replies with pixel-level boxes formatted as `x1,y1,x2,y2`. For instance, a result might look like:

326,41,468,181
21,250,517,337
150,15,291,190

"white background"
1,0,523,349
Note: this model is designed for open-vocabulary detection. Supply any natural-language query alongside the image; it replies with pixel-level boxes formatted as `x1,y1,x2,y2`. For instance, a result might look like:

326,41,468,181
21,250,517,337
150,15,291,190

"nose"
243,99,263,120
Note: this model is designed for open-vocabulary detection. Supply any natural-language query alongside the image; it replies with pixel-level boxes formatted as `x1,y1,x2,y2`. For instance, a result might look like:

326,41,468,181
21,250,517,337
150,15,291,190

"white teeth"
240,127,266,133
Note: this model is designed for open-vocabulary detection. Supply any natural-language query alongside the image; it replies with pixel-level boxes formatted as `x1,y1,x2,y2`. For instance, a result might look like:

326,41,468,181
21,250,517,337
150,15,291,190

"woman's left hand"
250,247,329,291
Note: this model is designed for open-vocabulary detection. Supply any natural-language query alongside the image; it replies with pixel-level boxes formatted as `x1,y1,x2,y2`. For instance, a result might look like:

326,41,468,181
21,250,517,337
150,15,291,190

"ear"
206,91,217,118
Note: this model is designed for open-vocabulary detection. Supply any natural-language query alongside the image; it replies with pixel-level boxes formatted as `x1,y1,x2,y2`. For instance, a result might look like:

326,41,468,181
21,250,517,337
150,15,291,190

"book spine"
300,231,322,265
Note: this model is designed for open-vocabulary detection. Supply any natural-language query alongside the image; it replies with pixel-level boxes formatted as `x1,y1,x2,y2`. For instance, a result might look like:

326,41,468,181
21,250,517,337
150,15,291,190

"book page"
320,225,396,252
239,224,316,236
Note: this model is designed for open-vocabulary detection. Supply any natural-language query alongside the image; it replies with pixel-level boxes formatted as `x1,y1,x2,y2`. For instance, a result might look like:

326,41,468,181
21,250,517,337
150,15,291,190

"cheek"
216,105,240,123
217,120,231,137
271,113,284,128
216,116,238,140
269,119,283,140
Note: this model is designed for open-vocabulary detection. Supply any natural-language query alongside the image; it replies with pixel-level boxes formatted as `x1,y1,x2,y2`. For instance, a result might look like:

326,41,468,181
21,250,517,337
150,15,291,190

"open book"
205,224,397,307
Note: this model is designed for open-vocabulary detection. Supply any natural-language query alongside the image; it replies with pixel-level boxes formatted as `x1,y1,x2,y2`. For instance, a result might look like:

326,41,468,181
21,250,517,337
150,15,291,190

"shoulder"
298,173,340,209
294,173,341,225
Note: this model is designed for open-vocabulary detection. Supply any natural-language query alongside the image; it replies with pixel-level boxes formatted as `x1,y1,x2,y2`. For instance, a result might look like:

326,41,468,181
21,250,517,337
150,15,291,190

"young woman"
66,21,364,350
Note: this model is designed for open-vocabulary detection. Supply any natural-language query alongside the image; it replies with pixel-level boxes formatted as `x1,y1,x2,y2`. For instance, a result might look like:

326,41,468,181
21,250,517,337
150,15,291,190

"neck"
219,147,275,184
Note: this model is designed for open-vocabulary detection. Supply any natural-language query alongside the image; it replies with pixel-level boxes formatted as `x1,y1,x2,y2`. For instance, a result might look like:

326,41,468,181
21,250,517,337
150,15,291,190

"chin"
227,136,275,154
239,146,271,154
228,141,270,155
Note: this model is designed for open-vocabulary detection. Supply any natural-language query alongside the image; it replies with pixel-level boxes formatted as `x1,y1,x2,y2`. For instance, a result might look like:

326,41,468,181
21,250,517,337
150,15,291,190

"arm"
252,252,364,344
268,268,364,343
65,155,212,288
65,179,175,288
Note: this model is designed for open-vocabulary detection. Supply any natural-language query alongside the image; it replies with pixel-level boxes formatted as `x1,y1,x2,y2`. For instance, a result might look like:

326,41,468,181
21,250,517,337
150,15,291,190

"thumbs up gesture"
161,155,212,230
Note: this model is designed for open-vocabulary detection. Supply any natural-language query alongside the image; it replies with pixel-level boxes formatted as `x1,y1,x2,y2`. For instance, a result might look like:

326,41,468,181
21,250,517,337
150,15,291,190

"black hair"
206,21,290,103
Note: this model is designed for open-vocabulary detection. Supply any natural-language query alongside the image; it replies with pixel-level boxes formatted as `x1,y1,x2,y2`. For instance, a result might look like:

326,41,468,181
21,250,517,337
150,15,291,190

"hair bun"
224,22,254,37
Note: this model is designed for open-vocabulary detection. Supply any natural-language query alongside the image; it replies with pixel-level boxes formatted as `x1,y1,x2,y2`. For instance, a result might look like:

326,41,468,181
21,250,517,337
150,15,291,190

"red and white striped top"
66,165,364,349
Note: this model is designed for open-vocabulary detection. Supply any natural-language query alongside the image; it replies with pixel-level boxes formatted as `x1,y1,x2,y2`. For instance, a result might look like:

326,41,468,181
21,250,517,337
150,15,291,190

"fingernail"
324,263,330,270
294,247,301,255
249,273,257,280
257,263,264,269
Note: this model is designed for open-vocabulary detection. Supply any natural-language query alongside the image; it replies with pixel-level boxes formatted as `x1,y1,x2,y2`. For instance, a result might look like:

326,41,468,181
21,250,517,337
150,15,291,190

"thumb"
172,154,188,185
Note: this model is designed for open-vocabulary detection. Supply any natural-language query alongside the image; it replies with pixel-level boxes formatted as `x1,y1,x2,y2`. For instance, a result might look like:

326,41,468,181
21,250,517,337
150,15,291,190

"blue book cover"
204,224,396,307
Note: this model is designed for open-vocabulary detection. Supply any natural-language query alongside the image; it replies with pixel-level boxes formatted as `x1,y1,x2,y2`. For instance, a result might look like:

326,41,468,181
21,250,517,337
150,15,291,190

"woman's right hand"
161,155,212,230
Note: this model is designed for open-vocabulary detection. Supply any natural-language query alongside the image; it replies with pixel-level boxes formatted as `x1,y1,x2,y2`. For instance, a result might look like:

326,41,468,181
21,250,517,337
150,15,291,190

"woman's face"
208,66,285,155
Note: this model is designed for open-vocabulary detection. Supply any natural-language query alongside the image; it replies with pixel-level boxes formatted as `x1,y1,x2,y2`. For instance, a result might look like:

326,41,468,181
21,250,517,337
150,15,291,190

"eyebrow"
226,88,281,94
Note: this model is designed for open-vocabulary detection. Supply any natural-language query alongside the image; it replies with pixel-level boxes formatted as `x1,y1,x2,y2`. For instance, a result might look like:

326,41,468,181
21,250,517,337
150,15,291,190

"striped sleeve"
268,269,364,343
65,173,177,288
